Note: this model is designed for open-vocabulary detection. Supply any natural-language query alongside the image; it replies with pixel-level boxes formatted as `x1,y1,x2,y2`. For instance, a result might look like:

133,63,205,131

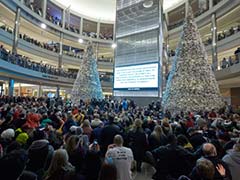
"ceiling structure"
54,0,183,21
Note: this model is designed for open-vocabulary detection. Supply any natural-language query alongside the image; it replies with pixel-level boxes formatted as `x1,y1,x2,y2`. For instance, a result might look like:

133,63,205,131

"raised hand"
216,164,226,177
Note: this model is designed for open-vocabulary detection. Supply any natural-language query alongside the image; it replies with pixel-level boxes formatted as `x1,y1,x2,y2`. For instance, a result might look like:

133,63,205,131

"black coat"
151,144,195,180
148,134,168,151
100,123,121,155
127,128,148,161
206,156,232,180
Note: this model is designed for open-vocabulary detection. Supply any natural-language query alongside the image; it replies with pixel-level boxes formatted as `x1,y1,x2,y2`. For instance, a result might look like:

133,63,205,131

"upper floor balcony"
2,0,114,44
0,27,114,69
167,0,240,39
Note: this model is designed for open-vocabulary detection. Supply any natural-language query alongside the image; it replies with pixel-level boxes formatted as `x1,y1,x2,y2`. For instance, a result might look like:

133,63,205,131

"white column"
42,0,47,19
211,13,218,71
209,0,213,8
12,7,21,55
80,18,83,35
97,22,100,39
37,85,42,97
18,83,21,96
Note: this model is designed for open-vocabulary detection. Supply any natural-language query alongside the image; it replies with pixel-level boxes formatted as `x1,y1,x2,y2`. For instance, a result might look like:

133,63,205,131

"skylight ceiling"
54,0,184,22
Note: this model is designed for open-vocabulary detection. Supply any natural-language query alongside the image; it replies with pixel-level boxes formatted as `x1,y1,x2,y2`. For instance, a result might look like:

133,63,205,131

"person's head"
0,149,28,180
167,134,177,145
202,143,217,157
47,149,70,176
196,158,215,180
66,135,79,154
134,119,142,129
1,128,15,140
99,163,117,180
81,120,91,128
113,135,123,147
177,134,189,147
152,125,164,139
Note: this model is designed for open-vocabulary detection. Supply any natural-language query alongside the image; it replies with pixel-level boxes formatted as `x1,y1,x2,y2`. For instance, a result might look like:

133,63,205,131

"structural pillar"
185,0,190,16
80,18,83,35
56,86,60,98
211,13,218,71
97,22,100,39
8,79,14,96
12,7,21,55
95,42,99,61
37,85,42,97
209,0,213,8
18,83,21,96
58,32,63,69
62,9,66,28
0,82,3,96
42,0,47,19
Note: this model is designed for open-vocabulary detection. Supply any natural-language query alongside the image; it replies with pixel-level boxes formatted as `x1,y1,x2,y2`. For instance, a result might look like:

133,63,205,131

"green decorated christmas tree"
162,6,224,114
71,41,103,105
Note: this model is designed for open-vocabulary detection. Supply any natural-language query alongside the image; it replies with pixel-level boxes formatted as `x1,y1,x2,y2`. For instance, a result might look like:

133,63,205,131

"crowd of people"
0,45,77,79
22,0,113,40
0,95,239,180
0,44,114,82
204,25,240,46
24,0,43,17
0,23,86,60
221,47,240,69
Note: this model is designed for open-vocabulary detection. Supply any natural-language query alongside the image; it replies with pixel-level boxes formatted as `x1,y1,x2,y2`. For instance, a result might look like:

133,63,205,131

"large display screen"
114,63,159,90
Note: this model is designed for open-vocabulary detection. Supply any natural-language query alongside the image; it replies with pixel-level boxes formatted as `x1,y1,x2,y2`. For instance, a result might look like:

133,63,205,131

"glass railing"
0,22,84,60
168,0,226,30
0,46,76,78
0,45,114,84
203,26,240,46
219,53,240,70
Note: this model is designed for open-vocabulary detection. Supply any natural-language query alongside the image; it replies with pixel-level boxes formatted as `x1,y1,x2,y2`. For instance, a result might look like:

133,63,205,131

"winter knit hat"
16,132,29,145
1,128,15,140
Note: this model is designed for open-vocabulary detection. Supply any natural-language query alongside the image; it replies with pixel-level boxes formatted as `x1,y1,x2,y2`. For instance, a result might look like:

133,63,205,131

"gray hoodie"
222,150,240,180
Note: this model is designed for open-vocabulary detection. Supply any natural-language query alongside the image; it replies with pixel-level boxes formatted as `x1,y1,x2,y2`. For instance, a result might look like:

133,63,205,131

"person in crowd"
91,113,103,129
222,140,240,180
98,163,117,180
151,134,195,180
190,157,217,180
202,143,232,180
105,135,134,180
148,125,167,151
234,47,240,63
44,149,75,180
100,114,121,155
127,119,148,172
222,58,228,69
65,135,84,172
81,120,93,140
0,149,28,180
0,96,239,180
177,134,194,152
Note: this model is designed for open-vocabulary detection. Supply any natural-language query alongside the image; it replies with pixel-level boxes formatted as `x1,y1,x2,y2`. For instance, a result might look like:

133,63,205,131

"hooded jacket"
222,150,240,180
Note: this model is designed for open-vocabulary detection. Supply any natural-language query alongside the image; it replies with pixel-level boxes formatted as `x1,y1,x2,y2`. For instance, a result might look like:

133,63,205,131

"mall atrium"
0,0,240,180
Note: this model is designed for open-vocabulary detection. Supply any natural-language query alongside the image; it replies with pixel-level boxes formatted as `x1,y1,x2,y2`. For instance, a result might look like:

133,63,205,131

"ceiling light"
111,43,117,49
40,23,46,29
143,0,153,8
78,39,83,43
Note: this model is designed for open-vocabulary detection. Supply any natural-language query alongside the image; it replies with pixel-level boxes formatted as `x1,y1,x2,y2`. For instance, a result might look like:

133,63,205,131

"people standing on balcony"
234,47,240,63
221,58,228,69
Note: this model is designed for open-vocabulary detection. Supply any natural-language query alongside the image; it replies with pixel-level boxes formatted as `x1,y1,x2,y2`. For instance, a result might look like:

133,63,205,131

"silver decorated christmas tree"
71,41,103,105
162,6,224,114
